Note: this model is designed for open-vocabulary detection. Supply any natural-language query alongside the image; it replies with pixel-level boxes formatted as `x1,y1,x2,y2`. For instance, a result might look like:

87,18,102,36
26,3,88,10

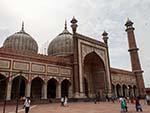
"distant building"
0,18,145,101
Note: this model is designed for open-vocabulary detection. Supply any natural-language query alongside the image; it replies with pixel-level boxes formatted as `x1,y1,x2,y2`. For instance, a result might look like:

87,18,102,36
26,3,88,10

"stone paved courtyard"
0,101,150,113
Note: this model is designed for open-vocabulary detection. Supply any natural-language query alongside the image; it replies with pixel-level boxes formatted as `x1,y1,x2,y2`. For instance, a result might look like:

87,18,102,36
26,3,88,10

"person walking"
94,93,98,104
119,97,126,113
23,97,31,113
61,97,64,106
124,98,128,112
135,97,143,112
146,95,150,105
64,96,68,107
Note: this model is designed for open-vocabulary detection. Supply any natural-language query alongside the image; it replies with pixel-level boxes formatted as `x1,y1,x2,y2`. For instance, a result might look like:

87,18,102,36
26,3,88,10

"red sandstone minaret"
71,17,80,98
125,19,146,97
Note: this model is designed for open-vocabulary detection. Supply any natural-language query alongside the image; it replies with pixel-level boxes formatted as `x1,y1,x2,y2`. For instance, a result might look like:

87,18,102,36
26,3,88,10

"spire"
21,21,24,31
65,20,67,30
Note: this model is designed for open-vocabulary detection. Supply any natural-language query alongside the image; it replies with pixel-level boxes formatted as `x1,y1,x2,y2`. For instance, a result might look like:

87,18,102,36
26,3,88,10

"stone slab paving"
0,101,150,113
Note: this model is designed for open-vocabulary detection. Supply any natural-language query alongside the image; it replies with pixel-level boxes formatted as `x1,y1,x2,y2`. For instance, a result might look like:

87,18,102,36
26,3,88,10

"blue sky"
0,0,150,87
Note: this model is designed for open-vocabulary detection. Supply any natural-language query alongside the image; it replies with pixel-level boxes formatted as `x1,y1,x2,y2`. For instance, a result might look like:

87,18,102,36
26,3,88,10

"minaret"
102,31,112,97
70,16,80,98
125,19,145,97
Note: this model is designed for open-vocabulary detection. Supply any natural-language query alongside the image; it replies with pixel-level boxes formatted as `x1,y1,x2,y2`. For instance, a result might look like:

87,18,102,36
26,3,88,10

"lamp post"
15,71,22,113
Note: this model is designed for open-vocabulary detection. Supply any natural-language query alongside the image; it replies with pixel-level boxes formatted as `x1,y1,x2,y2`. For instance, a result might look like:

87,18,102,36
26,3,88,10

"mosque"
0,17,146,101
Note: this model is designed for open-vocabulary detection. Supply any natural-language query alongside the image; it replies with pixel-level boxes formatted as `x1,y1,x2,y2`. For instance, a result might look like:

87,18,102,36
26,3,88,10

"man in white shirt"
24,97,31,113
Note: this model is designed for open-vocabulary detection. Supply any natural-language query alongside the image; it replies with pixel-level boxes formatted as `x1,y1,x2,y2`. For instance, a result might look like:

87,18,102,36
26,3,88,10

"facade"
0,18,146,101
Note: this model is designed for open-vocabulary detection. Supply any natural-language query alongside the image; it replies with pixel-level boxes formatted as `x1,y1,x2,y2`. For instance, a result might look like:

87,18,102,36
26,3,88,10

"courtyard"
0,101,150,113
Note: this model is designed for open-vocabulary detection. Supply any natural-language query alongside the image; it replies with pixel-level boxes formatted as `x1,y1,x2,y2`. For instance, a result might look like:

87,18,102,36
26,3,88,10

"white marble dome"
3,23,38,54
48,22,73,56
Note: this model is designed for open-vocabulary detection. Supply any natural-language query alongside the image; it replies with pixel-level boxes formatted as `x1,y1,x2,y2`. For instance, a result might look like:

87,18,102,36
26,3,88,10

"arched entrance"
83,52,106,98
61,79,71,97
11,76,26,99
31,77,44,99
47,78,58,98
83,77,89,97
116,84,121,97
0,74,7,100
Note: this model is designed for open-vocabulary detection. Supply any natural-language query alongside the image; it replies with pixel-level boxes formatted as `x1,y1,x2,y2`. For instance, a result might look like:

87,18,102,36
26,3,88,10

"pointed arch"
47,78,58,98
83,51,106,98
61,79,71,97
11,75,27,99
31,77,44,99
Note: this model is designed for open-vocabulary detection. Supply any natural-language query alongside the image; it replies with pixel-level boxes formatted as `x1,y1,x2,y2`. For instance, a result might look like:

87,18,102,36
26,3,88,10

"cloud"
0,0,150,87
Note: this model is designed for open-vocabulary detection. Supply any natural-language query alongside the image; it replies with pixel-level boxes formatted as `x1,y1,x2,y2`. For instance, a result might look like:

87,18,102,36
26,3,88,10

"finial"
71,16,78,23
65,20,67,30
102,30,108,37
21,21,24,31
102,30,109,45
125,18,133,27
70,16,78,34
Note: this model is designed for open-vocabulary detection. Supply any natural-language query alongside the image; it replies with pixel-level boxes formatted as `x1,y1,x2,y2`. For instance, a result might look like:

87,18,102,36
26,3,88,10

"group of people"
61,96,68,107
22,95,150,113
119,97,143,113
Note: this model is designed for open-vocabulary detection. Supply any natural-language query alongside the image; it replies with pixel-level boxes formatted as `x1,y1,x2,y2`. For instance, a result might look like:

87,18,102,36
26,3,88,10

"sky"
0,0,150,87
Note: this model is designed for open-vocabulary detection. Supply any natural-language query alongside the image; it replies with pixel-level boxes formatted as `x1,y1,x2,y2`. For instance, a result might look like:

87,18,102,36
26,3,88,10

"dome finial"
21,21,24,31
70,16,78,34
65,20,67,30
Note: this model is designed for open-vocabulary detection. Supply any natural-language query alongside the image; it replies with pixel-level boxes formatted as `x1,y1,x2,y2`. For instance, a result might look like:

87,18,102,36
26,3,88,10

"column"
131,87,134,97
42,83,47,99
6,81,12,100
56,83,61,98
120,86,123,96
26,82,31,97
68,85,73,98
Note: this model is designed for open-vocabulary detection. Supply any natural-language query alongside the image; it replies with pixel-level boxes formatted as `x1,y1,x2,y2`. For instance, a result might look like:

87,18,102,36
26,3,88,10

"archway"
47,78,58,98
61,79,71,97
83,52,106,98
122,85,127,97
11,76,26,99
31,77,44,99
0,74,7,100
116,84,121,97
83,77,89,97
